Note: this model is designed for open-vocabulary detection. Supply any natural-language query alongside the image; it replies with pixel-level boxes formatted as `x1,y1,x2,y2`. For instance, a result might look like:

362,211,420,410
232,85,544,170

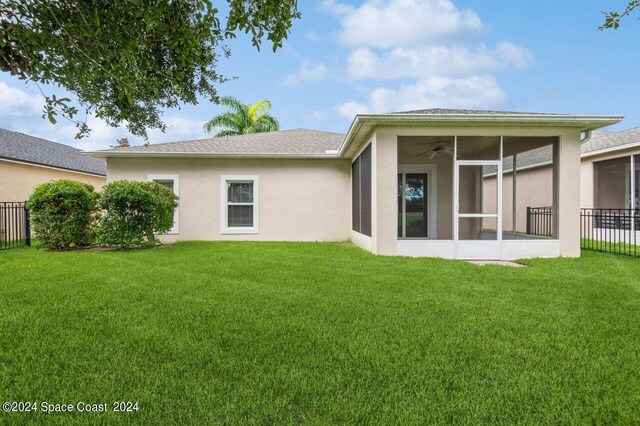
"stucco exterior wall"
106,157,351,242
0,159,106,202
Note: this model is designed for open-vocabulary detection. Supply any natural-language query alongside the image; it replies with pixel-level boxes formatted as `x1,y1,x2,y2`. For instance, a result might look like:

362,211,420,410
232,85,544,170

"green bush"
26,180,98,250
97,180,177,248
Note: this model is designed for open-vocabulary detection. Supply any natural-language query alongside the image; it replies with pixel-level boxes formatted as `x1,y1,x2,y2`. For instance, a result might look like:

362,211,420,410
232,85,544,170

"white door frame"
453,136,503,259
398,164,437,240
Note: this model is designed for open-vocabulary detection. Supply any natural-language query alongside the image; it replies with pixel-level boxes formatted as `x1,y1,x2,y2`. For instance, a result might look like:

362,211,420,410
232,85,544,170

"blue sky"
1,0,639,150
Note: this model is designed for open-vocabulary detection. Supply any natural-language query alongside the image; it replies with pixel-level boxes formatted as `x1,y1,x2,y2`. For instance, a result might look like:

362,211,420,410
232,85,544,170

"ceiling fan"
416,144,460,159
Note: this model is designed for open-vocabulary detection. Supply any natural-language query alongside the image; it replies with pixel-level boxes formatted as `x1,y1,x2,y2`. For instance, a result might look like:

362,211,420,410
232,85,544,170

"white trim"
220,175,259,234
147,174,180,235
351,230,372,252
398,164,438,240
0,157,106,178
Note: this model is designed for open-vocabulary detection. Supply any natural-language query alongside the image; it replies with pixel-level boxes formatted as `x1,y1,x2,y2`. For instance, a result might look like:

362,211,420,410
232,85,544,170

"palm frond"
248,99,272,120
203,112,243,134
253,114,280,133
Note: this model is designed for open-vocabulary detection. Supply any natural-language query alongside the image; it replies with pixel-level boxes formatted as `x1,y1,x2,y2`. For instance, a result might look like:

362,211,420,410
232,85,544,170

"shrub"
26,180,98,250
97,180,177,248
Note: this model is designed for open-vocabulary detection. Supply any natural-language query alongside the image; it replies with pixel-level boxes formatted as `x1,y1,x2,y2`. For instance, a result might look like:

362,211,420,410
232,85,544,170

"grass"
1,242,640,424
582,238,640,256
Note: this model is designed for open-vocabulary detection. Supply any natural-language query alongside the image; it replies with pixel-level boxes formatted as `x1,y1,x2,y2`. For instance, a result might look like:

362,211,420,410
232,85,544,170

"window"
351,144,371,236
221,175,259,234
147,175,179,234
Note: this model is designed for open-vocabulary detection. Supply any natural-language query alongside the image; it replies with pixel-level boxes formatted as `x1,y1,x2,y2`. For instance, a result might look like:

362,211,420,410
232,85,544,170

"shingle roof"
0,128,106,175
390,108,567,116
102,129,345,155
582,127,640,153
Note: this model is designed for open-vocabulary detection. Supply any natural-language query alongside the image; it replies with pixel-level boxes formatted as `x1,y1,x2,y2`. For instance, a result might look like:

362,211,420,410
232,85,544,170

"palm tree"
203,96,280,136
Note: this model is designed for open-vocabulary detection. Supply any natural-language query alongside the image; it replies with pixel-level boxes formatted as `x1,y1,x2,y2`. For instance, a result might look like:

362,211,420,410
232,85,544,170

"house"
0,128,106,202
85,109,623,260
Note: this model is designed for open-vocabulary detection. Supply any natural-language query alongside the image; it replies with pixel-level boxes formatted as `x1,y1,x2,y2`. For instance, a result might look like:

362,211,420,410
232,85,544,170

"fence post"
25,206,31,247
526,207,531,235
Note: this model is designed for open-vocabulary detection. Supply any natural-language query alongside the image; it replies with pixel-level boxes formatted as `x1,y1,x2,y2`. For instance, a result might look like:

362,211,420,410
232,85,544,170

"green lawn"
1,242,639,424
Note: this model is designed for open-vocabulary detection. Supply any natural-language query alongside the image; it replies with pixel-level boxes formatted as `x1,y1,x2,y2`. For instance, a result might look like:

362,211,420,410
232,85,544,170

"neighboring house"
482,127,640,236
86,109,622,260
0,129,106,202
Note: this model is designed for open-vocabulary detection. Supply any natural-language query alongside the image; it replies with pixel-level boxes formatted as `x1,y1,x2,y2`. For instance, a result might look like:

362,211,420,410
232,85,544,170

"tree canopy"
203,96,279,136
0,0,300,138
600,1,640,30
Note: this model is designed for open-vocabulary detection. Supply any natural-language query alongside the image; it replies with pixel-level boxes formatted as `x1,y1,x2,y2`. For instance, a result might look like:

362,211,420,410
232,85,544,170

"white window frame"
147,174,179,234
220,175,259,234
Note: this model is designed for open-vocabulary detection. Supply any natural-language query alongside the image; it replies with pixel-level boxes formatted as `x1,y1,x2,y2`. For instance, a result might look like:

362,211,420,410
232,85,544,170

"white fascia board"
82,151,341,160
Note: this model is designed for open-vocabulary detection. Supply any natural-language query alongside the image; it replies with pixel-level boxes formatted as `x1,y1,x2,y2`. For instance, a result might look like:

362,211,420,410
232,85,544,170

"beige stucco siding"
0,159,105,202
106,157,351,242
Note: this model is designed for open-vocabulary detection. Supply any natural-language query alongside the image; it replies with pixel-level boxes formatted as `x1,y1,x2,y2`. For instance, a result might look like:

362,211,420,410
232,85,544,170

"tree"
600,1,640,29
111,137,130,149
203,96,279,136
0,0,300,138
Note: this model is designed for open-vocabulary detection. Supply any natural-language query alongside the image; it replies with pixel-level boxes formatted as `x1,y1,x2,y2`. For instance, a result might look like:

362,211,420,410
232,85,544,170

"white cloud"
0,82,43,116
337,76,507,117
284,60,329,87
324,0,483,48
347,42,533,80
336,101,369,119
324,0,533,115
302,110,330,121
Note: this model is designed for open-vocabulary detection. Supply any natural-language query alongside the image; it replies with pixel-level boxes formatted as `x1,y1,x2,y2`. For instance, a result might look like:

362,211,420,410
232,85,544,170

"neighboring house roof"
0,128,106,176
581,127,640,155
88,129,345,158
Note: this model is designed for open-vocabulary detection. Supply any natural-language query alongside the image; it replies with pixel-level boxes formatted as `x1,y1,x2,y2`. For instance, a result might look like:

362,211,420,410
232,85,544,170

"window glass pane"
405,173,428,238
228,205,253,227
154,179,174,192
228,182,253,203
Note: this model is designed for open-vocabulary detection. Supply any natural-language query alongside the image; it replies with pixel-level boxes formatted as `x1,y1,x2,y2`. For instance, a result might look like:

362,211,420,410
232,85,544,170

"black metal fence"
526,206,553,237
581,208,639,256
0,202,31,250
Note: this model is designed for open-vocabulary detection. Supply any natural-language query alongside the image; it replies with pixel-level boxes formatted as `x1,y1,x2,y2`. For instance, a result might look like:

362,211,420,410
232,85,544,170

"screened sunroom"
344,110,622,260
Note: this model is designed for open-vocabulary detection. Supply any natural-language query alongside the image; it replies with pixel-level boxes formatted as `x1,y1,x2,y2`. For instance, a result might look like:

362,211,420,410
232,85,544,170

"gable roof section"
87,129,345,159
0,128,106,176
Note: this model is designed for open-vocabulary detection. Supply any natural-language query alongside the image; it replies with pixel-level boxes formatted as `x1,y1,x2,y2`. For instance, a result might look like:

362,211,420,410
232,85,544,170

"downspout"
580,130,592,144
